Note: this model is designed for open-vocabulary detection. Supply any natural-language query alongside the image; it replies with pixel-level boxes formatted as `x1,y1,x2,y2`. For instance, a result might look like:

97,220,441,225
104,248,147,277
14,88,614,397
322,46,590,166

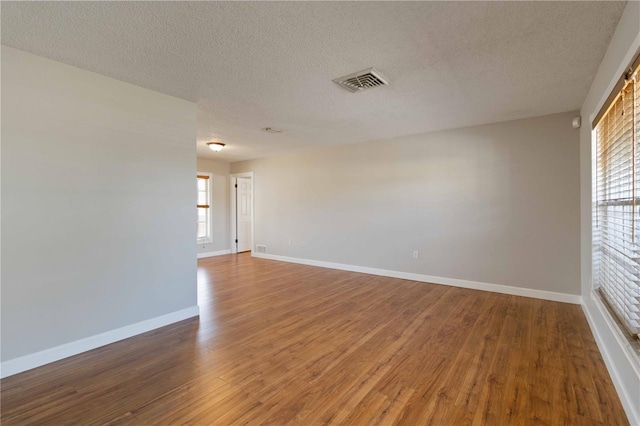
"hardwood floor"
1,253,629,425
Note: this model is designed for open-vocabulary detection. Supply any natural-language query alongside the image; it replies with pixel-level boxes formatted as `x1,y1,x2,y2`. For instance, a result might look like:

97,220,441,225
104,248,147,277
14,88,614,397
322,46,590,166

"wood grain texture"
1,253,628,425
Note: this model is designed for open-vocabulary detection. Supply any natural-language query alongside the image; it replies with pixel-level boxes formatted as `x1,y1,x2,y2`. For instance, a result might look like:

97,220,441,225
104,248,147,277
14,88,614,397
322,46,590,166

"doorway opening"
230,172,254,254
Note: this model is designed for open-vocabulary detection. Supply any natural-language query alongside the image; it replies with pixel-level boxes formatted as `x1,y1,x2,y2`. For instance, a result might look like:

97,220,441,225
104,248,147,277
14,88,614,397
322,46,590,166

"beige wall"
232,111,580,295
197,158,230,254
1,47,197,364
578,1,640,423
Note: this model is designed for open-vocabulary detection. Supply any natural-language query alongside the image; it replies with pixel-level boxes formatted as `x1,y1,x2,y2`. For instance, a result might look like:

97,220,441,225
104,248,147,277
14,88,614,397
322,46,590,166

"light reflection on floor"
196,263,218,345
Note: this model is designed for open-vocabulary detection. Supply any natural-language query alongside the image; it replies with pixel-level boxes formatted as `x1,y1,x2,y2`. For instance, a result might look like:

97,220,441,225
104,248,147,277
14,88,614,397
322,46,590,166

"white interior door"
236,177,253,252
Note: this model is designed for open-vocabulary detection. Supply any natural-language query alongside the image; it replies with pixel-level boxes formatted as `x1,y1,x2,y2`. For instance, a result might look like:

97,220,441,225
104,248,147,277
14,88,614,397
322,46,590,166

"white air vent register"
333,68,389,92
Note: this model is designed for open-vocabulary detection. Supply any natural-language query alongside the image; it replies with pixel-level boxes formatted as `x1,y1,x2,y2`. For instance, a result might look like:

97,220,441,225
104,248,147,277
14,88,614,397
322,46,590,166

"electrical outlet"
300,241,306,248
413,250,419,259
288,239,292,245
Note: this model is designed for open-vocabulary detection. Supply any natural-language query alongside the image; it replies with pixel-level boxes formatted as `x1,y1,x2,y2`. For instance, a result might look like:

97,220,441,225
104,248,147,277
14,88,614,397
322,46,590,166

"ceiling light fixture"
262,127,283,133
207,142,225,152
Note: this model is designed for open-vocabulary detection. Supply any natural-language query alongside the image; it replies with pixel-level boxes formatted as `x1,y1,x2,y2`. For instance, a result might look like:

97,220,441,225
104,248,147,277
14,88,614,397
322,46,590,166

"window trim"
592,52,640,129
591,51,640,338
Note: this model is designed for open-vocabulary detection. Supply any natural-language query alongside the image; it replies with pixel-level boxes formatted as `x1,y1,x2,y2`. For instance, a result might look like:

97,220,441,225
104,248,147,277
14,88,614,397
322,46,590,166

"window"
197,174,211,243
593,54,640,338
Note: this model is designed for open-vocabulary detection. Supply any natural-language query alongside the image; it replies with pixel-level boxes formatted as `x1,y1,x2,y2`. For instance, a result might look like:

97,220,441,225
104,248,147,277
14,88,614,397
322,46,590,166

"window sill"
197,238,212,245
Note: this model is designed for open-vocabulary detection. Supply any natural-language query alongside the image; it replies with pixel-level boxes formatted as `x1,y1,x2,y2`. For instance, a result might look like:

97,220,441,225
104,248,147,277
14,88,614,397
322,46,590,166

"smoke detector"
333,67,389,93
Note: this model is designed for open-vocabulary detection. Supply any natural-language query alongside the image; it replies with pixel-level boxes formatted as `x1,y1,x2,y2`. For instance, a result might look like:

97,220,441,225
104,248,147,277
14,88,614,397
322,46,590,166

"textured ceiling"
1,1,626,162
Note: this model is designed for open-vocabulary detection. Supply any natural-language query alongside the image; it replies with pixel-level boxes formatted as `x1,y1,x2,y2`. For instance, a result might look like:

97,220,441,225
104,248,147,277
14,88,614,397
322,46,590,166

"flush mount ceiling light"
207,142,225,152
262,127,283,133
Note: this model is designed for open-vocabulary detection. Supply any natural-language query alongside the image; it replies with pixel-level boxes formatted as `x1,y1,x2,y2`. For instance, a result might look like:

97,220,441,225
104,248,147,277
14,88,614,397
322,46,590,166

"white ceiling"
1,1,626,162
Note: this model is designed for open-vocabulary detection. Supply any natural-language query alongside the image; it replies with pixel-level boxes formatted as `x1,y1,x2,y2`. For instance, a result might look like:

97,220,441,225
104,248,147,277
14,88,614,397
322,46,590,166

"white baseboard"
582,298,640,426
252,253,582,304
197,249,231,259
0,305,200,379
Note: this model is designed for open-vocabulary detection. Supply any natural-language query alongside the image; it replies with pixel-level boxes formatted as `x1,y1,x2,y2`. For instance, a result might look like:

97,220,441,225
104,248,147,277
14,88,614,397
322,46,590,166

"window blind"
593,59,640,337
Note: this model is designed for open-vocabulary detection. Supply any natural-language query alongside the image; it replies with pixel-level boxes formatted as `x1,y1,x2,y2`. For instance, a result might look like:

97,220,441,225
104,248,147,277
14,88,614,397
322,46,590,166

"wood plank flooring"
1,253,629,425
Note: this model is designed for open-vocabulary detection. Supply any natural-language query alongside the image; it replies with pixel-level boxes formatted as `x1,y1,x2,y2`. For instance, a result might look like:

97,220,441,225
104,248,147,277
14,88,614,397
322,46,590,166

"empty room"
1,1,640,425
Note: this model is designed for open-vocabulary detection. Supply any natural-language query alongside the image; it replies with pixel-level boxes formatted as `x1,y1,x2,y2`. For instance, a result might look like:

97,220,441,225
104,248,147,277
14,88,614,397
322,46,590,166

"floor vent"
256,244,267,253
333,68,389,93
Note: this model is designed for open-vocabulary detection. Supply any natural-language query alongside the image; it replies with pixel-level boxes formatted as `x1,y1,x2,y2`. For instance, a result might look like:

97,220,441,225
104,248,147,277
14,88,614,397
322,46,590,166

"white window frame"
197,172,212,244
590,52,640,340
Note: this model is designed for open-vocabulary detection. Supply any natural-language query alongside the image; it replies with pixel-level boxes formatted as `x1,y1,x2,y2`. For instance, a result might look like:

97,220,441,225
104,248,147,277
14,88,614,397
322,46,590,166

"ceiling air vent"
333,67,389,93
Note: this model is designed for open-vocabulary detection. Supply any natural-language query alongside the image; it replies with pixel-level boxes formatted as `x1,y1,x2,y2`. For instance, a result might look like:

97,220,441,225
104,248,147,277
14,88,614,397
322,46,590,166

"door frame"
229,171,254,254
